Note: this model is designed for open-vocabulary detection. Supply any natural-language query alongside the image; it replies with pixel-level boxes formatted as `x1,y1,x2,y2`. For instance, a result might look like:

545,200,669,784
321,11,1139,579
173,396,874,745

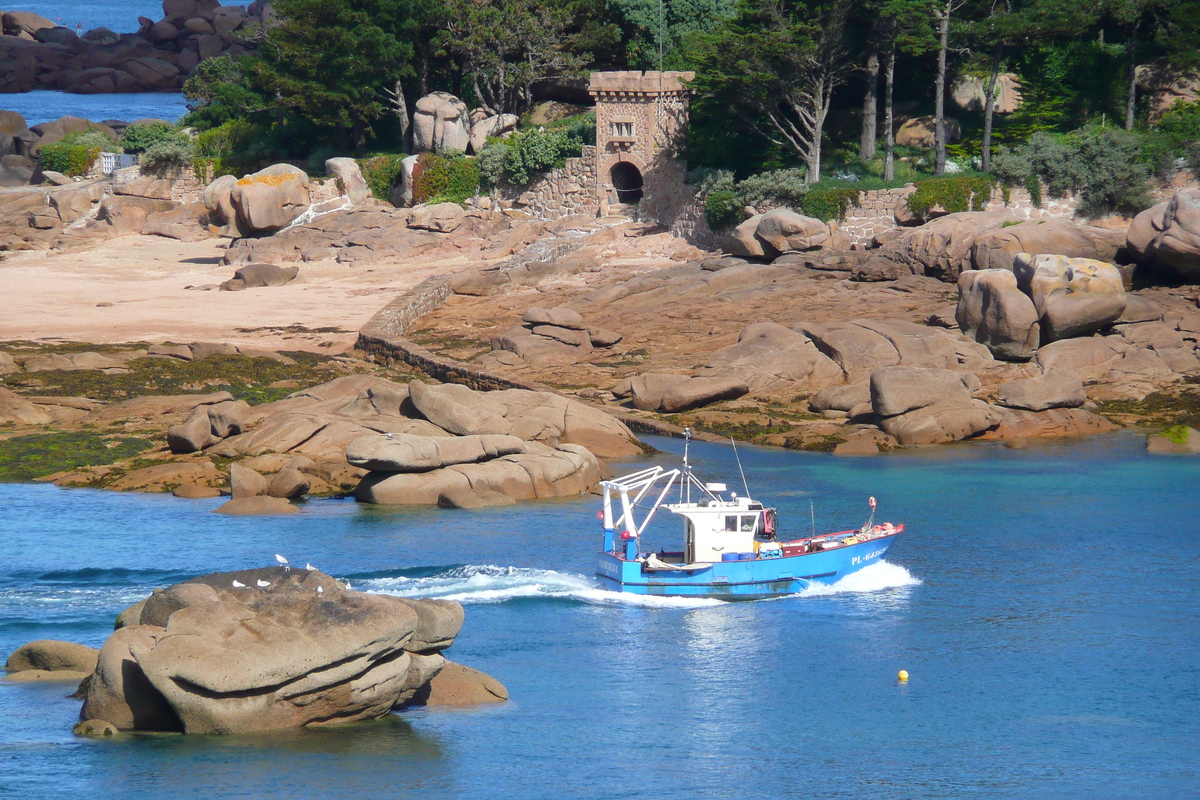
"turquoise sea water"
1,433,1198,799
0,90,188,127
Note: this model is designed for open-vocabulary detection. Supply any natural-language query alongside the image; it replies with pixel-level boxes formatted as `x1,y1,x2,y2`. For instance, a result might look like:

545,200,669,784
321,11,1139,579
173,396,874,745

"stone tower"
588,70,694,222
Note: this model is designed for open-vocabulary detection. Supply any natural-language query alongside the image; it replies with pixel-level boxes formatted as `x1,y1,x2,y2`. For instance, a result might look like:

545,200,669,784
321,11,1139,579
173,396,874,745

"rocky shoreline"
2,107,1200,513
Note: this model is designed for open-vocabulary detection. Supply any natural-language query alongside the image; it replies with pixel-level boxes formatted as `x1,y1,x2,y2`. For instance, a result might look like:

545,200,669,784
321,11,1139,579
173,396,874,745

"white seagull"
317,586,324,595
306,563,316,571
256,579,271,588
231,580,245,588
275,554,290,570
345,580,352,590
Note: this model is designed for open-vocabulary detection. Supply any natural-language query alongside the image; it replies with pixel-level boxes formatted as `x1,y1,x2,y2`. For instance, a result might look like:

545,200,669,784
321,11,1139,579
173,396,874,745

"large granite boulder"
469,113,518,154
3,10,56,36
955,268,1040,361
83,567,463,734
401,660,508,707
29,116,118,149
325,157,370,205
879,211,1017,281
413,92,470,153
408,380,511,436
896,115,961,148
658,376,749,413
995,369,1087,411
1034,337,1133,381
230,164,311,233
870,366,1001,445
970,218,1103,272
1013,253,1127,344
794,321,901,382
355,443,600,505
5,639,98,678
754,209,829,253
203,173,242,236
1126,202,1169,257
346,433,528,472
1142,187,1200,280
409,202,464,233
726,216,770,258
697,322,843,394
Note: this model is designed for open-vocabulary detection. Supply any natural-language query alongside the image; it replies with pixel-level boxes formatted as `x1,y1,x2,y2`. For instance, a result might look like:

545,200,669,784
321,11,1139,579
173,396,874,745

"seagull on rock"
306,563,316,571
231,580,245,588
317,586,324,595
275,554,290,570
256,579,271,588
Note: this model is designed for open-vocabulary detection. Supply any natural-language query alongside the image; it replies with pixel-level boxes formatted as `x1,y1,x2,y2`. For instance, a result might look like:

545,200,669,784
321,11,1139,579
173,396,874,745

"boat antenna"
810,499,816,538
731,437,750,497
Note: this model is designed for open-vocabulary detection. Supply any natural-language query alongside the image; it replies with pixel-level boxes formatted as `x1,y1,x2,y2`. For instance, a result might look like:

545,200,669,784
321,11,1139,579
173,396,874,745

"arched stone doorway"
609,162,643,204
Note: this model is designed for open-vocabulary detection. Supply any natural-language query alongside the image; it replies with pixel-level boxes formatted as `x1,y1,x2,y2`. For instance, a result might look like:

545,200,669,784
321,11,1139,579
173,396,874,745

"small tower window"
611,116,636,142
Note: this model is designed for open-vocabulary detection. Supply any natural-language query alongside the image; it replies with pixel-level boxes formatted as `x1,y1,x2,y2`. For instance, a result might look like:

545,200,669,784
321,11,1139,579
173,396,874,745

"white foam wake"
362,565,723,609
796,560,921,597
361,561,919,608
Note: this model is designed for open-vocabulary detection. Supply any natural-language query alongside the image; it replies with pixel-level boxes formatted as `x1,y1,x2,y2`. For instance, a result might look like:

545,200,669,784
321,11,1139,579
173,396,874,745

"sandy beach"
0,235,477,351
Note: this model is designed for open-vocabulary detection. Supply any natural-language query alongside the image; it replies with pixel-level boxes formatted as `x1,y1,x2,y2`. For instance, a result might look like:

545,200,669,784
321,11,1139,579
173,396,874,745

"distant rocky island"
0,0,266,94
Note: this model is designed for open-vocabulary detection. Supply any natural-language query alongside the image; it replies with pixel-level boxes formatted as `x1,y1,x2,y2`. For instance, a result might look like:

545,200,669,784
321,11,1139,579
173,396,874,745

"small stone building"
588,70,694,222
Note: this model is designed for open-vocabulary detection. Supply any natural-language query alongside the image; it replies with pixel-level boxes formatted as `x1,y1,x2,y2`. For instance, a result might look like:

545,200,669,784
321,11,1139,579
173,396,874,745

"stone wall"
669,186,718,249
499,147,599,220
683,180,1085,250
356,273,556,393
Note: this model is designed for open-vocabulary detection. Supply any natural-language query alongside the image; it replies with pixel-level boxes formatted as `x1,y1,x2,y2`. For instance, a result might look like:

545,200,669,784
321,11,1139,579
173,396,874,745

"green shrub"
705,189,741,230
734,168,809,210
1187,141,1200,172
907,174,997,217
478,128,583,187
39,142,102,176
140,140,198,176
412,151,479,204
993,127,1150,217
554,111,596,146
191,157,241,182
120,122,183,154
800,187,861,222
195,118,259,157
358,154,405,202
71,130,122,152
1141,102,1200,174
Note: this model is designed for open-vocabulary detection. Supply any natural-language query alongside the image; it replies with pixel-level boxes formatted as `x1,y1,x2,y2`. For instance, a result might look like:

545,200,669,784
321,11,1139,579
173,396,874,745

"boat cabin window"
724,515,757,532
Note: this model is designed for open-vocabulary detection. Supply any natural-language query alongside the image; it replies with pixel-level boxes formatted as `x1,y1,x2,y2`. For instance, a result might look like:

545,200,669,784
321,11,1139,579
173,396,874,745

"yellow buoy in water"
898,670,909,682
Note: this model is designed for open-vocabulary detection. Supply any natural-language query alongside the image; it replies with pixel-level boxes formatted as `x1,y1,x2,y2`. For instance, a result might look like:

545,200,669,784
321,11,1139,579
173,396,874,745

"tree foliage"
689,0,854,183
255,0,420,153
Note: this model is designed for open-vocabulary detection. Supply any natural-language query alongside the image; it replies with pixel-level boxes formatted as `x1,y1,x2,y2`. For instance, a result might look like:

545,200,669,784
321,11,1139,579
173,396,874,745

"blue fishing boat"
596,431,904,599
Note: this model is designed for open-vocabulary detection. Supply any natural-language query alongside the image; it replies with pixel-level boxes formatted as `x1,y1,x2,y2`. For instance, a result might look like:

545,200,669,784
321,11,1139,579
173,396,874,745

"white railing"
97,152,138,175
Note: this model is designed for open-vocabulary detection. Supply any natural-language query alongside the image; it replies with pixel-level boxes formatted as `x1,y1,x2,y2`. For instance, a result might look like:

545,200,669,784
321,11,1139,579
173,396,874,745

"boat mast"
682,427,692,504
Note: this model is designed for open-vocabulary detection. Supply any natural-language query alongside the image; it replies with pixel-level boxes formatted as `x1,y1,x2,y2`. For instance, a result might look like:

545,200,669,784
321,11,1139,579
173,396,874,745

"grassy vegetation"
1096,388,1200,429
2,352,342,405
0,433,153,482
